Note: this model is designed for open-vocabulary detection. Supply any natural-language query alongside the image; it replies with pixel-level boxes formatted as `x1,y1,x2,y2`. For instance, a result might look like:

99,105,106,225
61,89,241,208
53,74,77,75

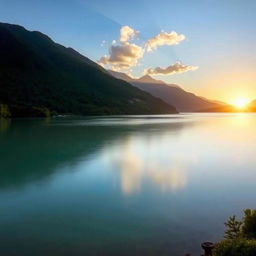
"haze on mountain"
201,99,256,112
0,22,177,118
248,100,256,111
109,70,226,112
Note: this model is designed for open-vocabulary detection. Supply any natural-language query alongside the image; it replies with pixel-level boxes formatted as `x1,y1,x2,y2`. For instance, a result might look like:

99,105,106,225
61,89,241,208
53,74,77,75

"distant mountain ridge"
197,99,256,113
248,100,256,111
109,70,226,112
0,22,177,117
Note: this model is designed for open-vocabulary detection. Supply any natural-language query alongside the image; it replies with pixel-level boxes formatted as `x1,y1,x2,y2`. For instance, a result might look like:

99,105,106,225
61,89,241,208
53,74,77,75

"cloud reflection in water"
102,135,198,195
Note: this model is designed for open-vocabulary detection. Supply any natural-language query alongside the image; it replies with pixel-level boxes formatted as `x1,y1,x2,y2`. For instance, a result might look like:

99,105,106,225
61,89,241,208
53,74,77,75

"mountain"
198,105,236,112
249,100,256,108
247,100,256,112
201,99,256,112
109,70,225,112
0,22,177,117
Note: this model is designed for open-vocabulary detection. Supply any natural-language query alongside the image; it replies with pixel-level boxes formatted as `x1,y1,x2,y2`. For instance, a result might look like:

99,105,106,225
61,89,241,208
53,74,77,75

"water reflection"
149,165,187,192
113,138,144,194
96,113,256,195
102,134,196,195
0,116,194,190
1,114,255,194
1,114,256,256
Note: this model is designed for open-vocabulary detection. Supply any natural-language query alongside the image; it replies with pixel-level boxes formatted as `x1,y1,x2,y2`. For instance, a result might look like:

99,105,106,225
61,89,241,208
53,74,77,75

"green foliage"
217,209,256,256
224,215,243,239
0,104,11,118
0,117,11,132
243,209,256,239
33,107,51,118
224,209,256,240
213,239,256,256
4,104,51,118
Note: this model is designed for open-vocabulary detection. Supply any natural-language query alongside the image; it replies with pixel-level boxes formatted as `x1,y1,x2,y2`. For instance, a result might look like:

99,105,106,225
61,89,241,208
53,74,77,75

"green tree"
224,209,256,240
224,215,243,239
0,104,11,118
243,209,256,239
214,209,256,256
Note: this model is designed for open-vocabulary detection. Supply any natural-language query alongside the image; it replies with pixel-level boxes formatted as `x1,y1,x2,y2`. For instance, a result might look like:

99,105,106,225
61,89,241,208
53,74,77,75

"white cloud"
99,26,192,74
98,42,144,71
145,30,185,51
120,25,138,43
144,62,198,76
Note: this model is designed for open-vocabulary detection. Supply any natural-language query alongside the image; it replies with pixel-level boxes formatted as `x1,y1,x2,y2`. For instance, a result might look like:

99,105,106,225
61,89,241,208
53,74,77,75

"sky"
0,0,256,104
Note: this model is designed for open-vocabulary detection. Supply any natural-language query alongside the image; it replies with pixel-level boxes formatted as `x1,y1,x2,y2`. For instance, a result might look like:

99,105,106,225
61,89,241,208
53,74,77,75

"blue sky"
1,0,256,103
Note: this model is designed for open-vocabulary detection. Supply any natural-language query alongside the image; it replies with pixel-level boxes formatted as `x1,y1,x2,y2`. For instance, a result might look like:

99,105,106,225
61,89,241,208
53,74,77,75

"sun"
232,98,250,109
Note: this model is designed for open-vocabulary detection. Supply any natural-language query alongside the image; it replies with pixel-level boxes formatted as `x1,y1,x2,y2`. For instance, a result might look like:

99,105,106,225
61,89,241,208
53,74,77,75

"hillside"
248,100,256,112
198,105,236,112
201,99,256,112
0,22,177,117
109,70,225,112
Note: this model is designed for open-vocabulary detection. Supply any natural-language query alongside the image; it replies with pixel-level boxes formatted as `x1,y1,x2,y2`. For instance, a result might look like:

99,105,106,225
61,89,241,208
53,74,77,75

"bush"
0,104,11,118
225,215,243,239
243,209,256,239
224,209,256,240
213,239,256,256
8,104,52,118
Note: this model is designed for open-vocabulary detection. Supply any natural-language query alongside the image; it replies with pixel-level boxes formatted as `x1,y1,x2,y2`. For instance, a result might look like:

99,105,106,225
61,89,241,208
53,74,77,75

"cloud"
99,26,190,73
98,42,144,71
144,62,198,76
145,30,185,51
98,25,143,71
120,25,138,43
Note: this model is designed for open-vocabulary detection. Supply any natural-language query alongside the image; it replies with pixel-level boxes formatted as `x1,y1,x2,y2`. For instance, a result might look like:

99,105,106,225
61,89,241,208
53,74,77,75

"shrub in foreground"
225,209,256,240
213,239,256,256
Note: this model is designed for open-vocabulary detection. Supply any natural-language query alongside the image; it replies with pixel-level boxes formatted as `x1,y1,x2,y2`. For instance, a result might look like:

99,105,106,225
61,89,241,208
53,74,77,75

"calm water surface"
0,114,256,256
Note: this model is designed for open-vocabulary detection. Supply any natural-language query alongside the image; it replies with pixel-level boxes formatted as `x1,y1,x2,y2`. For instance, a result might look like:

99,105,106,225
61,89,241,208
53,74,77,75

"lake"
0,113,256,256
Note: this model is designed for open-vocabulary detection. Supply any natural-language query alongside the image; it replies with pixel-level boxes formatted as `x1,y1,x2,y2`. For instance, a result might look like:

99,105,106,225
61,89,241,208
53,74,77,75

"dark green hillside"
0,23,177,117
